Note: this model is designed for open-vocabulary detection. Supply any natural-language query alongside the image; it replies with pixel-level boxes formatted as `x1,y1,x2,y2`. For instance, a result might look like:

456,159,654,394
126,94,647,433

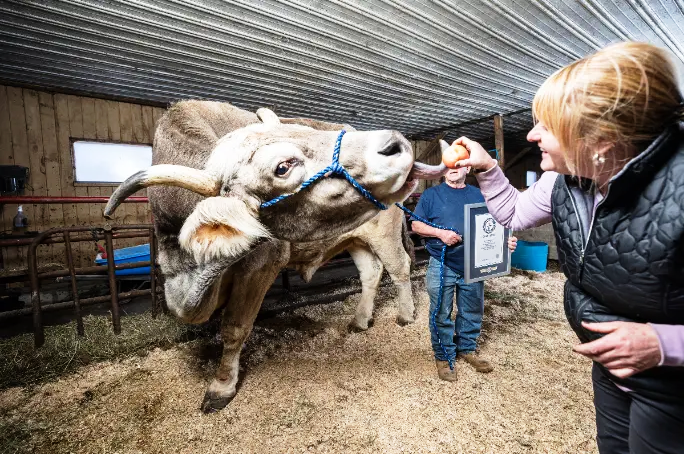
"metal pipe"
63,231,84,336
149,229,159,317
103,227,121,334
0,289,158,321
0,196,148,204
28,233,45,347
0,230,152,248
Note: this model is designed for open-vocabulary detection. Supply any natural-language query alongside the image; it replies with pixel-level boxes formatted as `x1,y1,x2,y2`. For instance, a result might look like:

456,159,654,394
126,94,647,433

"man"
413,166,515,382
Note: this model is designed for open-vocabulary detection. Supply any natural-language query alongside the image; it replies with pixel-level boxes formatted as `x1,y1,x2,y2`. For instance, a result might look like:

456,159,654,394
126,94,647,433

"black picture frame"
463,203,511,283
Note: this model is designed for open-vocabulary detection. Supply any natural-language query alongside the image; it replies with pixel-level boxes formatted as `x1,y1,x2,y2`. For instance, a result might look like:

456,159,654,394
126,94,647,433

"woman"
455,42,684,453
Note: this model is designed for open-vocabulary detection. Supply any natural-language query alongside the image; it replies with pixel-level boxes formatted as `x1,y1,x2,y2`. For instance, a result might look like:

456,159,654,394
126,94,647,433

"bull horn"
408,139,450,180
104,164,221,219
256,108,281,126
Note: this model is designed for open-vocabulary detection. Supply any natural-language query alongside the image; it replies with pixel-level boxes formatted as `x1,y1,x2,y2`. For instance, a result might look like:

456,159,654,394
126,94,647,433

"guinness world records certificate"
463,203,511,283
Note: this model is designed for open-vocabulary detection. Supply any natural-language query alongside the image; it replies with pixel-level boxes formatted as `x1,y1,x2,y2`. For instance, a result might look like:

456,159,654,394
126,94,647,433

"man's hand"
439,230,462,246
508,236,518,252
572,321,662,378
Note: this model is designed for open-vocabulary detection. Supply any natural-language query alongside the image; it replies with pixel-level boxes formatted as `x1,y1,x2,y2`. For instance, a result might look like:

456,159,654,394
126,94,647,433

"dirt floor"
0,265,598,454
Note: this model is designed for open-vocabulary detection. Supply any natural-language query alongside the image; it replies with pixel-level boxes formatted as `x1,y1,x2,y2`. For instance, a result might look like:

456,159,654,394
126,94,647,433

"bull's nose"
377,132,407,157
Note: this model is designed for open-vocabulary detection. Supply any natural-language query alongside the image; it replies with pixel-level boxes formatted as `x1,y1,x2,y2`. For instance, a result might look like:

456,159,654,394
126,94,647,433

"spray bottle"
13,205,28,233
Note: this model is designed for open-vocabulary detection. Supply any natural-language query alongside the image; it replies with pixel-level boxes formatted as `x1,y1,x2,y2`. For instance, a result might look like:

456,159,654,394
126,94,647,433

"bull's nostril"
379,143,403,157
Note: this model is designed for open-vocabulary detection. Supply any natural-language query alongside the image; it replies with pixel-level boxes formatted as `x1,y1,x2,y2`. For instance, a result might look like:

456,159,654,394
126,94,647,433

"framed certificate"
463,203,511,283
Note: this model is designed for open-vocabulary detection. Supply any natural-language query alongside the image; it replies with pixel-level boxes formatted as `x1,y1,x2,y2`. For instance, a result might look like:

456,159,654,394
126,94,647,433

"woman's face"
527,122,570,173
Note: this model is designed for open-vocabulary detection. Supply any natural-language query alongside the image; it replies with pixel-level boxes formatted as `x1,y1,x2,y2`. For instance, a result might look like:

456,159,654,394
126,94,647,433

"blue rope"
396,202,459,370
260,130,387,210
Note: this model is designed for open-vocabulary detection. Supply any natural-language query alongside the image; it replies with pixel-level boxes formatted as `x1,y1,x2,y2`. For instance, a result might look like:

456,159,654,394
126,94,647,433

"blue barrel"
511,240,548,272
95,243,151,276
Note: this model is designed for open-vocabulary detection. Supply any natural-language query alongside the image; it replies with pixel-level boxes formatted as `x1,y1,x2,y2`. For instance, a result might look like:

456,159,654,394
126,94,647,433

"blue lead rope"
260,130,458,370
396,204,460,370
260,130,387,210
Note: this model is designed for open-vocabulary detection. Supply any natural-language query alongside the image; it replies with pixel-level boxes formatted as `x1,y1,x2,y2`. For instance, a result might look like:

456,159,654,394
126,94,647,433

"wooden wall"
1,85,166,272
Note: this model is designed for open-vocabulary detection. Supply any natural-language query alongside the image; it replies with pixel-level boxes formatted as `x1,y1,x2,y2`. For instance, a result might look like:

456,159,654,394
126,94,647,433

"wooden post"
494,114,504,170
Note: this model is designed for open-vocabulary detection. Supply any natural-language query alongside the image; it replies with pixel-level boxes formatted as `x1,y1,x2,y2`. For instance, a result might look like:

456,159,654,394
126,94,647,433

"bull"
105,100,445,412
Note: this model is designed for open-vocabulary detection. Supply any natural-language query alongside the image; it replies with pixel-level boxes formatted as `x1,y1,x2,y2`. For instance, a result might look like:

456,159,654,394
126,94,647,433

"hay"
0,312,215,389
0,265,598,454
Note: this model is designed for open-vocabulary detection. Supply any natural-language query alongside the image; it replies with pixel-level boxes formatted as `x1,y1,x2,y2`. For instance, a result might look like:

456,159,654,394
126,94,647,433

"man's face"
445,166,469,185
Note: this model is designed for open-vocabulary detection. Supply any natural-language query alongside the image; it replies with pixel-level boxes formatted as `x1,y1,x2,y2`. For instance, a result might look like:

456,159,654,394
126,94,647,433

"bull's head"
104,108,447,263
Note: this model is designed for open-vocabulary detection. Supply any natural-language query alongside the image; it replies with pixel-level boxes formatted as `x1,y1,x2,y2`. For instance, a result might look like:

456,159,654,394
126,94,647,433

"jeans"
592,364,684,454
425,256,484,361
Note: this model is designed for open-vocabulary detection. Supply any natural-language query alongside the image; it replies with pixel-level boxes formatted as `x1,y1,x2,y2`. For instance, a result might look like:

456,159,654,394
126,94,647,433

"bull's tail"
401,211,416,270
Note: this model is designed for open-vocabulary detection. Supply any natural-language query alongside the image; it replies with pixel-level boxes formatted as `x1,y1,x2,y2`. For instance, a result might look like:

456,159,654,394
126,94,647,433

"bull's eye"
275,160,296,177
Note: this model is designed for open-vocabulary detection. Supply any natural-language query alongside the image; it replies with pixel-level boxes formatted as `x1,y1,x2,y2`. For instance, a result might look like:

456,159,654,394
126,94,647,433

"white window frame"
72,140,152,185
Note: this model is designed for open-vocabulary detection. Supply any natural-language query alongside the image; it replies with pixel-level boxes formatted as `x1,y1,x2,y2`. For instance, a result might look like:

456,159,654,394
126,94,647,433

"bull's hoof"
201,391,234,414
347,317,374,333
396,315,415,326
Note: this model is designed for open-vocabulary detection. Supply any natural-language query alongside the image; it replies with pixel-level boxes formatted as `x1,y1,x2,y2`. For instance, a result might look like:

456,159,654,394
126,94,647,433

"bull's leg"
373,242,415,326
348,245,383,332
201,246,286,413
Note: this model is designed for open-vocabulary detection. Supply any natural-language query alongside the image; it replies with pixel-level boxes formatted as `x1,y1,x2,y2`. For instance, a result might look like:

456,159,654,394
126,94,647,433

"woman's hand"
453,136,498,172
573,321,662,378
508,236,518,252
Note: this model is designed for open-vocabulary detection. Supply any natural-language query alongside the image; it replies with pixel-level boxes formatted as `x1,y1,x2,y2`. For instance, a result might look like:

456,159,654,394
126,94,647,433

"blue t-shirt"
413,183,485,274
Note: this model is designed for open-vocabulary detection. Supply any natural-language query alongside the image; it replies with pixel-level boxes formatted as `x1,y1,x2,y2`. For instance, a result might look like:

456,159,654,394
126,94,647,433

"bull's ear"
179,197,271,264
256,108,280,126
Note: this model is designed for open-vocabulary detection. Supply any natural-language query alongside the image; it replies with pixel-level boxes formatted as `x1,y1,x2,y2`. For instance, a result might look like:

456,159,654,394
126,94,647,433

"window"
526,171,538,187
73,141,152,184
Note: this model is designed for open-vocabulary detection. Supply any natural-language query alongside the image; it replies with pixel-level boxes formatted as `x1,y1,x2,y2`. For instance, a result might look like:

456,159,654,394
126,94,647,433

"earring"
593,153,606,166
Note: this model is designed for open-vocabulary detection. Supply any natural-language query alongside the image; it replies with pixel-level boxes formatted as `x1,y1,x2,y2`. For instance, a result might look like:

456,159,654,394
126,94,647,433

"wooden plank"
24,89,48,240
81,97,96,140
94,98,108,140
152,107,164,136
494,114,505,170
119,102,133,142
106,100,121,141
131,104,144,143
67,95,89,266
0,86,17,270
81,97,103,249
130,103,148,223
54,93,77,275
39,92,64,266
54,94,77,230
118,102,137,226
7,87,30,269
141,105,154,143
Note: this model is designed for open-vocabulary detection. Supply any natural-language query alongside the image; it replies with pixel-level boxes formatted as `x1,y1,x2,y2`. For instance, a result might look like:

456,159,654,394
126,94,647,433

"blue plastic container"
95,243,151,276
511,240,548,272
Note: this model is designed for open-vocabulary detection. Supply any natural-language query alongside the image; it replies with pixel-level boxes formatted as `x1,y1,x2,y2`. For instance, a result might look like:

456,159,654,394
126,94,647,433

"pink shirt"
476,164,684,367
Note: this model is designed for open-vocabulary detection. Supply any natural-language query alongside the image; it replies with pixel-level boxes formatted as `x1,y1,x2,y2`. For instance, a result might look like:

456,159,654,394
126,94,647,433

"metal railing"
0,224,161,347
1,194,426,347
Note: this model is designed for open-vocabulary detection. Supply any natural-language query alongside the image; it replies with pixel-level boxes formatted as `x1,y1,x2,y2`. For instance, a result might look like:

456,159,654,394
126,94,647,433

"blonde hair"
532,41,683,176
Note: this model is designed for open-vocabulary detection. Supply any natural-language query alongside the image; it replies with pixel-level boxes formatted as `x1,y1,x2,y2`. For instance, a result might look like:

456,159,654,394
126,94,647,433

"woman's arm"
453,136,555,230
476,164,556,231
651,324,684,367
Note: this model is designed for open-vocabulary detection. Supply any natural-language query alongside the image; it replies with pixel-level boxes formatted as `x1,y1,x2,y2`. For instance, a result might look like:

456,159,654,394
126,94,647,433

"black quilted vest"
551,123,684,399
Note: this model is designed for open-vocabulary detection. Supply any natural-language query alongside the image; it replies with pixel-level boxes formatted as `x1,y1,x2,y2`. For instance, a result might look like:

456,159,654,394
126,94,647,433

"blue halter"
260,130,387,210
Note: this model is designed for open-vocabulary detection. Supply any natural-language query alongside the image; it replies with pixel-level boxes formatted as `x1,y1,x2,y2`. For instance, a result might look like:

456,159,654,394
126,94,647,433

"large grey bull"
105,101,445,412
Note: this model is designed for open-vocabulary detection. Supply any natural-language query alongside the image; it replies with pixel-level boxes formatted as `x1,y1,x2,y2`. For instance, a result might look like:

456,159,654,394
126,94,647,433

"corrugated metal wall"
1,0,682,144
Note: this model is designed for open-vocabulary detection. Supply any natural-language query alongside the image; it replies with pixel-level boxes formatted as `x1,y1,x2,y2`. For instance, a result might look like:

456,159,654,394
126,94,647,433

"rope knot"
328,163,345,175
